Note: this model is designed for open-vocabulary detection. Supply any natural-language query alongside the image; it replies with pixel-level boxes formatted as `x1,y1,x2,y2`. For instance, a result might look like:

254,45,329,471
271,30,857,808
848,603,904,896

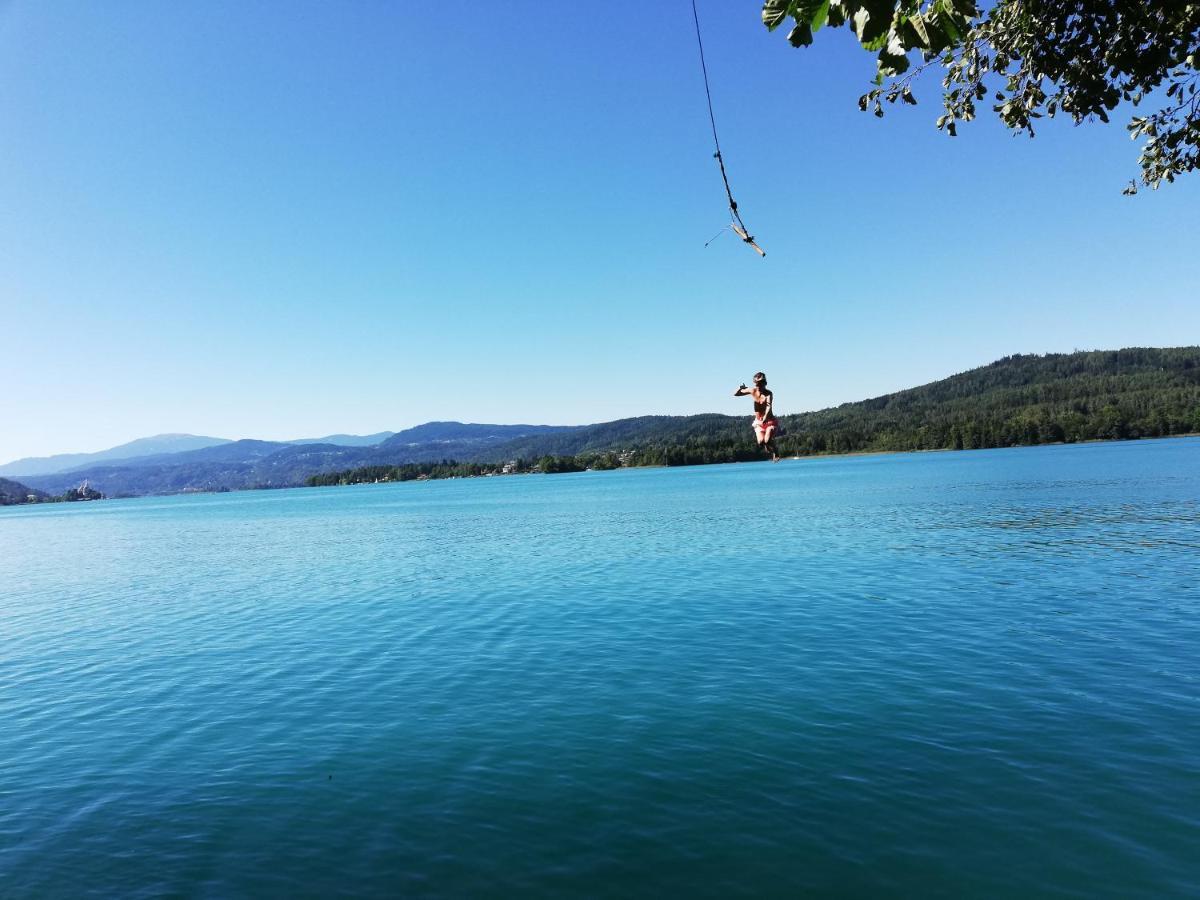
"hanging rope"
690,0,765,257
703,225,729,247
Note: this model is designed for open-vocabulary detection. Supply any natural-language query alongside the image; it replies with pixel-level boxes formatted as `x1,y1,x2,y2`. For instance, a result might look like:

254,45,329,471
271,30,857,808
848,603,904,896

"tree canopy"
762,0,1200,191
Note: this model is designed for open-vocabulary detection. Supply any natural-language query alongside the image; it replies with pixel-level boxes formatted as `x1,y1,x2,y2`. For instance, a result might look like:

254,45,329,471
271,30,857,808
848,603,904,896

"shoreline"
285,432,1200,490
5,433,1197,508
771,430,1200,464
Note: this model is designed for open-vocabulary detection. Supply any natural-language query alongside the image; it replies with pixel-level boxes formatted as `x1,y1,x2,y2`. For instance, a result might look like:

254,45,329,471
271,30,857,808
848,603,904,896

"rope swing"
690,0,765,258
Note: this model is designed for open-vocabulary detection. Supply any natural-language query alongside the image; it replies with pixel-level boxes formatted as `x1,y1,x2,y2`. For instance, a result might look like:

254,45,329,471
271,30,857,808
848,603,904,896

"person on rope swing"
734,371,780,461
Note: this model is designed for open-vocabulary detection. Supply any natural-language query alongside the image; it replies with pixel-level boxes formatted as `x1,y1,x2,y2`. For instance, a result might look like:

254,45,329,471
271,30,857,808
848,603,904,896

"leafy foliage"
763,0,1200,190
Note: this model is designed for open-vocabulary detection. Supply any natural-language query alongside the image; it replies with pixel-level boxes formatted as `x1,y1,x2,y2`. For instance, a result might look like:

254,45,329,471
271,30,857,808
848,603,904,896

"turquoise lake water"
2,438,1198,897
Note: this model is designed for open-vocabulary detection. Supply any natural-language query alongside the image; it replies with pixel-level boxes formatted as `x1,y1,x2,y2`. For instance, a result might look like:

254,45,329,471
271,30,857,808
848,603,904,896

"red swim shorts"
753,417,779,438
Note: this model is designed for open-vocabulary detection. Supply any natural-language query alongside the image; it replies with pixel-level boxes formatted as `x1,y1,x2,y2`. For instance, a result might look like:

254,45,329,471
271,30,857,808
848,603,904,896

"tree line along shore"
4,348,1197,503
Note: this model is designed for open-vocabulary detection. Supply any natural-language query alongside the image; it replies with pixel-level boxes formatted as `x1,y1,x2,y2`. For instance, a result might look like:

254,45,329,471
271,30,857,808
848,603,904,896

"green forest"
305,455,588,487
310,347,1200,486
777,346,1200,456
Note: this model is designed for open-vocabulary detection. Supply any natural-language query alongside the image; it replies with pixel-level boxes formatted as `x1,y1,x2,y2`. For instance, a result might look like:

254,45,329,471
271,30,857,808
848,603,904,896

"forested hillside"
454,347,1200,466
0,477,47,505
380,422,575,447
472,415,746,461
314,348,1200,484
779,347,1200,456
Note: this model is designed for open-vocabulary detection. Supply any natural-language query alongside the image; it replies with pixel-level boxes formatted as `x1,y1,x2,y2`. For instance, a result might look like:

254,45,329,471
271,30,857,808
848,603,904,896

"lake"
2,438,1198,897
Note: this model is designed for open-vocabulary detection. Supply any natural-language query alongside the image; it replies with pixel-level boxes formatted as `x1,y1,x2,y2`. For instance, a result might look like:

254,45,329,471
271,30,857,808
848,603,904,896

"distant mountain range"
7,348,1198,500
380,422,569,446
0,430,400,478
285,431,396,447
0,434,232,477
16,423,582,498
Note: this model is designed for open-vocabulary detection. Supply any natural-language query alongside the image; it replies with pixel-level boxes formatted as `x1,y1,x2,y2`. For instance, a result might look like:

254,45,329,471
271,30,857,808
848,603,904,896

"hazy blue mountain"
58,439,306,475
20,443,357,498
0,434,232,477
7,425,557,484
19,425,580,497
285,432,395,447
63,436,381,473
21,429,573,497
381,422,577,446
465,415,741,461
0,477,48,505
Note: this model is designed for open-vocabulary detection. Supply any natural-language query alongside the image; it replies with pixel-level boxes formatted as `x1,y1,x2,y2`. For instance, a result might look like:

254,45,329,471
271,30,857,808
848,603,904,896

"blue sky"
2,1,1196,461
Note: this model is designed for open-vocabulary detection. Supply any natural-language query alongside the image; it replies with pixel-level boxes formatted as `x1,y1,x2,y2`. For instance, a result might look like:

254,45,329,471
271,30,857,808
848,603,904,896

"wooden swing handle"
730,223,766,257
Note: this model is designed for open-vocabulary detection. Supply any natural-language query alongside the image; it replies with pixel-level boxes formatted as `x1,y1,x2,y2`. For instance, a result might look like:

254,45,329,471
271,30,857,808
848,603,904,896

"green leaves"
761,0,1200,192
877,31,910,75
852,1,893,46
908,13,931,48
762,0,794,30
760,0,981,59
788,23,814,46
761,0,962,58
809,0,831,31
763,0,831,37
932,0,963,44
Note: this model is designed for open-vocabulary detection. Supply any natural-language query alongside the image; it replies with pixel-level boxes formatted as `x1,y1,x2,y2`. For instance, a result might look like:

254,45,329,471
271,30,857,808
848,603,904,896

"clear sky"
2,1,1197,462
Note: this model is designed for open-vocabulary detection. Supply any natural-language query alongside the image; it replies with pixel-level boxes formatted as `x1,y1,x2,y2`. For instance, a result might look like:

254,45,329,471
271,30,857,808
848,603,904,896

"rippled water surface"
3,438,1199,897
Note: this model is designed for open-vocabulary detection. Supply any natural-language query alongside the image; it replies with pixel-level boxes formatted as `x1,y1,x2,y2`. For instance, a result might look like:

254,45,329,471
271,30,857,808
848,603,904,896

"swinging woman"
734,372,780,461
